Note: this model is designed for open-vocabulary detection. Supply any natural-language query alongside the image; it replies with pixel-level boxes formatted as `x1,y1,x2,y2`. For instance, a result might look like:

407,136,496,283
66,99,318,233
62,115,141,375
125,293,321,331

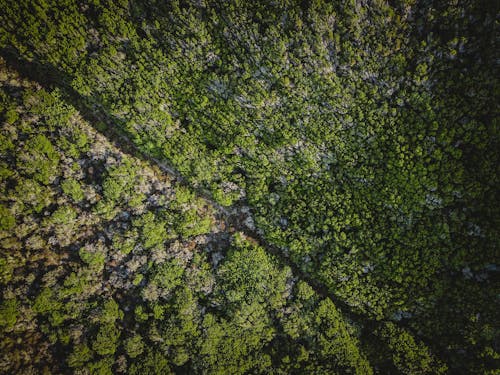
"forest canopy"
0,0,498,374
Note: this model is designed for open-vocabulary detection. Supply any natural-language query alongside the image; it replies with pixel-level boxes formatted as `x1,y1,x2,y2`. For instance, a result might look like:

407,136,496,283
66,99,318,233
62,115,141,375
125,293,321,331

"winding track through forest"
1,46,429,344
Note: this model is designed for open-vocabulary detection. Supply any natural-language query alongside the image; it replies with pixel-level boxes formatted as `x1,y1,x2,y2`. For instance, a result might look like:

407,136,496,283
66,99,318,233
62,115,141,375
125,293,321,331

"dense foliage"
0,0,498,373
0,69,375,374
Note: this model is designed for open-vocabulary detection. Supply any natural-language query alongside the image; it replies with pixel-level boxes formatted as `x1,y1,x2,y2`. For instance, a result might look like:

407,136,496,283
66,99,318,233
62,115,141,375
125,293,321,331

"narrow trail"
1,47,424,339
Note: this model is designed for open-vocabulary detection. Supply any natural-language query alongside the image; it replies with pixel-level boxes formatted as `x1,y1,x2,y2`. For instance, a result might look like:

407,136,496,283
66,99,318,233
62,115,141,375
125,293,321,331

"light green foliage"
4,108,18,124
18,134,60,185
93,199,118,220
47,205,77,225
14,178,53,213
79,245,106,272
158,287,199,364
100,299,123,324
125,335,144,358
199,311,274,374
92,324,120,356
378,322,447,374
216,233,289,310
60,271,92,300
0,299,18,330
134,305,149,322
68,344,93,368
128,349,172,375
61,178,84,202
112,232,137,255
65,125,89,151
0,205,15,231
87,356,114,375
0,134,14,154
150,260,185,298
33,288,60,315
281,281,372,374
133,211,172,249
0,256,16,284
132,273,143,286
44,205,78,245
102,158,145,207
33,288,66,326
176,207,213,238
195,238,291,374
174,186,194,205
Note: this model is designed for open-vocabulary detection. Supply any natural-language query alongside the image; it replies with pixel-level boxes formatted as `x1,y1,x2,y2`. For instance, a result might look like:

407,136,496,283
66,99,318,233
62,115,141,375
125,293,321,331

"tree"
92,324,120,356
61,178,84,202
0,205,15,231
125,335,144,358
0,299,18,330
18,134,60,185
